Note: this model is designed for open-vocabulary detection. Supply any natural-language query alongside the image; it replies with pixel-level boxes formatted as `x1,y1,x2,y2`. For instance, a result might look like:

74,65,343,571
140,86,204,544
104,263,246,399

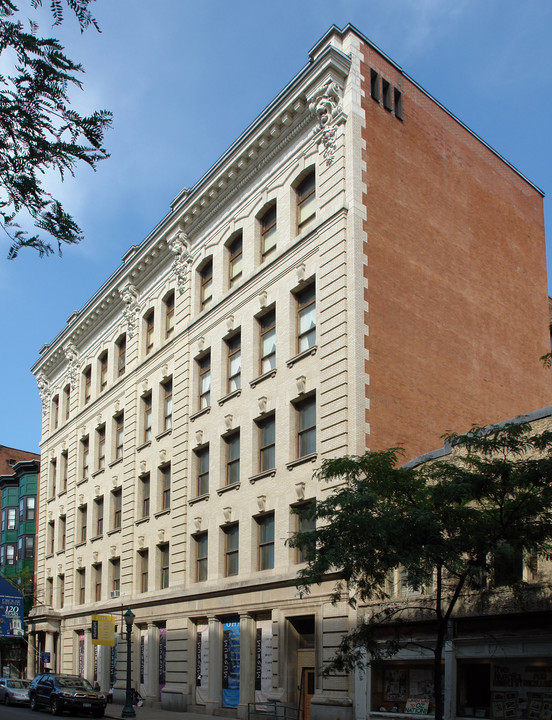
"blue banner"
222,621,240,708
0,576,24,637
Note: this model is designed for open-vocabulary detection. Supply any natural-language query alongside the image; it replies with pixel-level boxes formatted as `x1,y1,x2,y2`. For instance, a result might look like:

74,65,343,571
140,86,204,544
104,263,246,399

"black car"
29,673,106,717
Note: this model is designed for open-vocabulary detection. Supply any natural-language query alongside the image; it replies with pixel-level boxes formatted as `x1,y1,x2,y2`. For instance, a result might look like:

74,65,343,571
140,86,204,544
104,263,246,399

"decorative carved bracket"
168,230,192,294
64,343,79,389
37,373,50,416
119,282,140,338
308,80,347,166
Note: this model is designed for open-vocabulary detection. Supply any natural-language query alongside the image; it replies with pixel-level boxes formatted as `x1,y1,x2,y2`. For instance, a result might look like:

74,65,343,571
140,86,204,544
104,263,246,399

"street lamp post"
121,609,136,719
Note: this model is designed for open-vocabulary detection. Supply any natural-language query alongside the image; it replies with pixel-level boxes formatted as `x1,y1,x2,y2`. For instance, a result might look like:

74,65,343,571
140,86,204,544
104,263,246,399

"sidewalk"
105,700,224,720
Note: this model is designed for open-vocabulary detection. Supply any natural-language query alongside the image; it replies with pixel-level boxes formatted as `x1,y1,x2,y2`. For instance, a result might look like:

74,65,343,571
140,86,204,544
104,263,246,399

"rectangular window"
227,332,241,392
81,436,89,481
140,474,150,518
114,413,124,459
111,558,120,593
224,524,239,577
159,544,170,589
145,310,155,354
195,532,208,582
60,451,68,492
97,425,106,470
260,203,277,260
83,366,92,405
58,575,65,608
25,535,35,558
139,550,149,593
162,379,173,431
6,544,15,565
94,497,104,537
164,291,175,338
142,393,152,443
394,87,403,120
7,507,16,530
160,464,171,511
225,431,240,486
382,78,392,111
296,503,315,563
258,513,275,570
47,520,55,555
297,170,316,229
59,517,66,552
200,259,213,309
112,489,122,530
94,564,102,601
50,458,57,497
51,394,59,430
25,497,35,521
196,445,209,496
99,351,108,390
228,233,243,287
258,414,276,472
297,395,316,457
117,334,126,377
297,283,316,352
77,568,86,604
78,505,87,544
198,353,211,408
63,384,71,421
370,68,380,101
46,577,53,605
259,308,276,374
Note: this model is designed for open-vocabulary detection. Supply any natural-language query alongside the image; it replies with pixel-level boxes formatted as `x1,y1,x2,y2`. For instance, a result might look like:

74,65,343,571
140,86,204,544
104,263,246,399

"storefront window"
371,662,440,715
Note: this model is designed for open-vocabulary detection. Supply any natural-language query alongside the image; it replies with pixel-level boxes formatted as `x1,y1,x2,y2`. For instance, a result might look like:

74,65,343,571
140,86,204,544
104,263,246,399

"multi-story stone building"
29,24,550,720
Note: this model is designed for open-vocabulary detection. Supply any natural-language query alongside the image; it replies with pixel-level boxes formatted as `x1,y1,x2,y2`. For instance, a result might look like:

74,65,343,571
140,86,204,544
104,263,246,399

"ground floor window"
371,662,439,715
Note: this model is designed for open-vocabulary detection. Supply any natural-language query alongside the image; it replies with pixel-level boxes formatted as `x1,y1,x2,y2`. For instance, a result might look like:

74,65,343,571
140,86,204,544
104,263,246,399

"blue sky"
1,0,551,453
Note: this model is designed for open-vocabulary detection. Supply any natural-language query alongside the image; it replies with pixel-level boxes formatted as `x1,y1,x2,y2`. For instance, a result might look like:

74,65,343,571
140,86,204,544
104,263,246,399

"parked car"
29,673,106,717
0,677,30,705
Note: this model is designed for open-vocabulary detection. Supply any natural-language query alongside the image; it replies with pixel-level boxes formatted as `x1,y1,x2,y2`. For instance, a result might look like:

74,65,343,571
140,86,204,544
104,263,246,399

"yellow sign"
91,615,116,646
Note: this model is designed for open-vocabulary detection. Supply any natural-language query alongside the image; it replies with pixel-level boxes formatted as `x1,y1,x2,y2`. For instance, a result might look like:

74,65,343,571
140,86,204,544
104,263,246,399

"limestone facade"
29,24,550,720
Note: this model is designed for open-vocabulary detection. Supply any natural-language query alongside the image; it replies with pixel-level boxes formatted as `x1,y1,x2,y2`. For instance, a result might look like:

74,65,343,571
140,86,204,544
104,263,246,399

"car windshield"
56,677,93,690
8,680,30,688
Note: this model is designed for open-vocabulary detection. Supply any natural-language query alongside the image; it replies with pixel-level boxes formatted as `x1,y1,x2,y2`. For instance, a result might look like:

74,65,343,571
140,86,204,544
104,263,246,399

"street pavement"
105,700,224,720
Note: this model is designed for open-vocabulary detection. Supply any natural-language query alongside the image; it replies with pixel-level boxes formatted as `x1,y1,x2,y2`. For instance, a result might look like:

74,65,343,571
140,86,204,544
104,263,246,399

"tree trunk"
433,622,446,720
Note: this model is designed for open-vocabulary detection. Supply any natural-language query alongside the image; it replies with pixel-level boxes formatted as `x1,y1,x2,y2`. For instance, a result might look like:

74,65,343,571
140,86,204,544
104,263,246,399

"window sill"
217,482,241,496
154,509,171,518
109,457,123,468
57,489,67,498
286,452,318,470
189,493,210,506
56,550,65,555
135,516,150,526
250,369,277,388
47,496,55,503
91,468,105,478
190,406,211,422
156,428,172,441
107,527,121,536
46,553,54,560
75,541,86,548
90,534,103,543
137,440,152,452
249,469,276,484
286,345,317,368
218,388,241,406
77,477,88,486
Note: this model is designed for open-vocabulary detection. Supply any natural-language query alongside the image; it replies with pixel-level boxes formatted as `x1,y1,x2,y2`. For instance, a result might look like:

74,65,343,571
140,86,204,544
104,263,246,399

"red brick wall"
0,446,40,476
360,43,551,460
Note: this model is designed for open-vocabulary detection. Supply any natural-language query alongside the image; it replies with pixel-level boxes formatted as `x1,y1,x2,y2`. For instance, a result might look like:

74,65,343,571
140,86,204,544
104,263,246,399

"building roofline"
404,405,552,468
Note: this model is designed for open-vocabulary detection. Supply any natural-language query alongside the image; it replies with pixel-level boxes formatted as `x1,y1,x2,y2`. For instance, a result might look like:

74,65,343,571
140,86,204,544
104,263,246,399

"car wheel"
4,694,11,705
51,697,63,716
30,694,39,711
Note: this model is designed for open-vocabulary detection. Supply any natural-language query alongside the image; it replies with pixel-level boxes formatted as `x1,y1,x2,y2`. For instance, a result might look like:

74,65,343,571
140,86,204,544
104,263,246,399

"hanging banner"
78,631,85,677
196,624,209,705
158,624,166,700
255,619,273,702
91,615,116,646
222,620,240,708
0,576,24,637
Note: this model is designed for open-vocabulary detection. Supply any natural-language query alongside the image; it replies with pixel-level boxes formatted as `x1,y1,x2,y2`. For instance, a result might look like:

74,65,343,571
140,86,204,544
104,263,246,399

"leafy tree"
289,421,552,720
0,0,112,258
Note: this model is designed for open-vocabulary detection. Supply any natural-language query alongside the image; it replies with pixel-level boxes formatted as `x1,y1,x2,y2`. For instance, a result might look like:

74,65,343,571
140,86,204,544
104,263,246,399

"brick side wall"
360,43,551,460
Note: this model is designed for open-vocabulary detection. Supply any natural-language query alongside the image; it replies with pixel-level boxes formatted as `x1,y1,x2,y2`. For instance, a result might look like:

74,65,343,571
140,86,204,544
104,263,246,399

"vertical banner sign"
255,619,273,702
222,620,240,708
140,629,147,686
158,625,166,701
91,615,116,646
195,624,209,705
0,577,24,637
94,645,98,682
78,631,85,677
110,642,117,687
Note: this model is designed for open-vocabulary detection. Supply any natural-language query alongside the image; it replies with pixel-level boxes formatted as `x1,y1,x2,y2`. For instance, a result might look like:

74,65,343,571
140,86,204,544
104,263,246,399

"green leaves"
0,0,111,258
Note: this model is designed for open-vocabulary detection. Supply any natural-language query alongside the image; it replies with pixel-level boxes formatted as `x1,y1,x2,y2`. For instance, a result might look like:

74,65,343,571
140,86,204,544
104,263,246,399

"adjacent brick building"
29,24,550,720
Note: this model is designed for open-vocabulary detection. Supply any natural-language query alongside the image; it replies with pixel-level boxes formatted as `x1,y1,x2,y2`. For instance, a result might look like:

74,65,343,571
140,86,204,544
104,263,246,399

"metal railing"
248,701,300,720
